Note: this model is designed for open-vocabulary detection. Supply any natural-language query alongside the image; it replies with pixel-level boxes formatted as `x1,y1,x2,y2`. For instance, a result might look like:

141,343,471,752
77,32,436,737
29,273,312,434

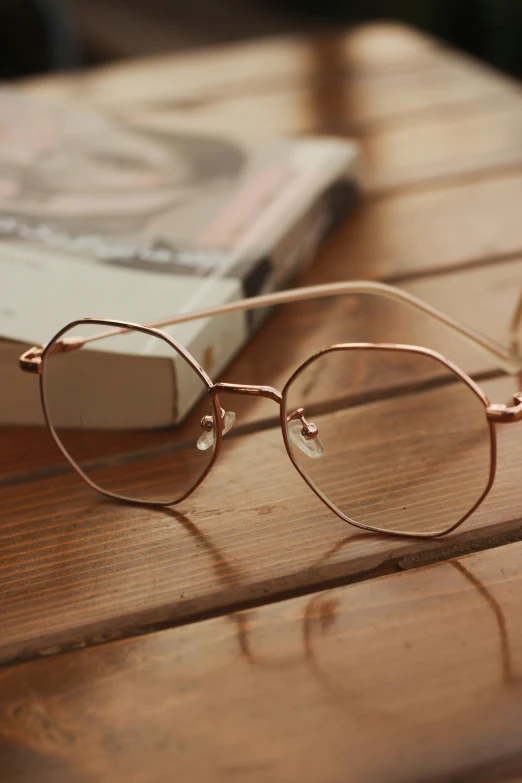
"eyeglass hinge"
486,393,522,423
19,346,44,374
19,337,85,374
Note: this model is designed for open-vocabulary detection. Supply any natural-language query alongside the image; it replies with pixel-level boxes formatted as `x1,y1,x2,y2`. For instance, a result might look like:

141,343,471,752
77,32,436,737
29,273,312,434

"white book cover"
0,91,360,427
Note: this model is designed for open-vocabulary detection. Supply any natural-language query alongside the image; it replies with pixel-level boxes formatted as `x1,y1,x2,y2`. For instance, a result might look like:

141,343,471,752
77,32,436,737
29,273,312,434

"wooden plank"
365,102,522,192
19,25,522,195
343,61,518,130
3,258,521,476
124,86,521,144
22,24,443,109
310,171,522,282
21,23,519,140
2,542,522,782
338,21,444,70
121,90,522,193
2,18,522,713
1,367,522,666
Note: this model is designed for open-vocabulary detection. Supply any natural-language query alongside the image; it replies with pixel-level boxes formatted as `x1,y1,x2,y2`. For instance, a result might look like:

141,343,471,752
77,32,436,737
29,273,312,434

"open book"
0,90,360,427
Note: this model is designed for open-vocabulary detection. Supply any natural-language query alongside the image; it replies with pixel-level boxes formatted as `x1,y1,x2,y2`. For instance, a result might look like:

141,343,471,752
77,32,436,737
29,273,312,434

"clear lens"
42,322,217,503
283,346,492,536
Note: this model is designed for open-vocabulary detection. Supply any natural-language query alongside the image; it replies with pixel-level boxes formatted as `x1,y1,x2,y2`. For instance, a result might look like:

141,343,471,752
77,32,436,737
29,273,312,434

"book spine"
171,177,361,423
241,178,360,334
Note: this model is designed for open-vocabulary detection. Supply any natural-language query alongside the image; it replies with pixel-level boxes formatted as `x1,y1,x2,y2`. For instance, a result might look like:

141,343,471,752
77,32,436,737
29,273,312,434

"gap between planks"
0,365,508,491
2,510,522,672
384,248,522,285
362,159,522,205
368,159,522,200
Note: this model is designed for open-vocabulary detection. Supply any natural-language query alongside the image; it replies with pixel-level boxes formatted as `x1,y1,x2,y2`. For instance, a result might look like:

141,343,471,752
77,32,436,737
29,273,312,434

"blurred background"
1,0,521,80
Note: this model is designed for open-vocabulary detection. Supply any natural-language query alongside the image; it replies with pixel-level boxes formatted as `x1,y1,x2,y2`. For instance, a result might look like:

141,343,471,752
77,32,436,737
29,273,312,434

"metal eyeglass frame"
19,280,522,539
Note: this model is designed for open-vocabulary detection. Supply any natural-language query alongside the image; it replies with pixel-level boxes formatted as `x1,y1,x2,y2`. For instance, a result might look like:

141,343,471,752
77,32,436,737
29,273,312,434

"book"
0,90,360,428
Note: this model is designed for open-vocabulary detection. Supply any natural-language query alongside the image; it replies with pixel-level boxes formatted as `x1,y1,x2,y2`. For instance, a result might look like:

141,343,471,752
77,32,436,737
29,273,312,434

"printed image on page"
0,91,298,277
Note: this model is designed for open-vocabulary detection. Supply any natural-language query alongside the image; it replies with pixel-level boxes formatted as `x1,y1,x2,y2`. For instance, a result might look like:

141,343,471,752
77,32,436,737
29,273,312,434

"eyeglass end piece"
19,346,44,374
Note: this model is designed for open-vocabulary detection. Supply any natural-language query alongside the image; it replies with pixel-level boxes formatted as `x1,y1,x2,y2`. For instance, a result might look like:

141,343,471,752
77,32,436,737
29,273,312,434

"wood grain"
365,102,522,192
1,372,521,666
2,542,522,782
21,23,521,147
19,22,522,205
343,60,519,130
2,24,522,783
121,59,520,138
120,79,522,194
309,171,522,282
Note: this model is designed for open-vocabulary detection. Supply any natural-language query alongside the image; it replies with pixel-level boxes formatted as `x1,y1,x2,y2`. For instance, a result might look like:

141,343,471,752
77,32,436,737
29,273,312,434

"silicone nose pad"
287,419,325,459
197,410,236,451
222,410,236,434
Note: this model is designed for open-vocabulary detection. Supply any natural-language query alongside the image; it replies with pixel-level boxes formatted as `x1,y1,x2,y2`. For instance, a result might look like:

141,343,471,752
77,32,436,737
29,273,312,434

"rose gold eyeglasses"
20,281,522,539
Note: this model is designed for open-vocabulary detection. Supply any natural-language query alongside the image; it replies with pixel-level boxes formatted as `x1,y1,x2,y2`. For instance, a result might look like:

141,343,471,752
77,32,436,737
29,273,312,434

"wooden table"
2,22,522,782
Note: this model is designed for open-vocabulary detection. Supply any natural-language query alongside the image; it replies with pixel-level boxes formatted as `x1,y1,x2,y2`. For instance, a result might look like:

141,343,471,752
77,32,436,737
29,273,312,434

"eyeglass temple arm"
23,280,522,376
509,289,522,357
123,280,522,375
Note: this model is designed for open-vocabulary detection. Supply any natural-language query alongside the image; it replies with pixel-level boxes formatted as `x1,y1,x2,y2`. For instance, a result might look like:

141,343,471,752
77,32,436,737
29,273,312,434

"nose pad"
286,409,325,459
197,408,236,451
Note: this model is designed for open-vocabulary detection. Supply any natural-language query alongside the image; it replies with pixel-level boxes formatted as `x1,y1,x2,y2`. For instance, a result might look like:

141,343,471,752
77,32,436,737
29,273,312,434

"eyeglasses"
20,281,522,539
